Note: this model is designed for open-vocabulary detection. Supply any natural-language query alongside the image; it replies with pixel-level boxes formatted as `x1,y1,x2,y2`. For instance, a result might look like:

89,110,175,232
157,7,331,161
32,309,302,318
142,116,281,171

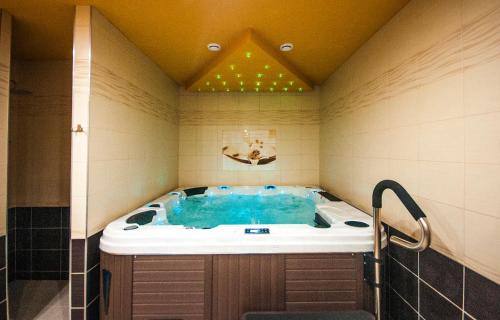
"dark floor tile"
71,239,86,273
32,229,61,249
15,207,31,228
71,308,84,320
31,271,61,280
420,248,463,306
32,207,61,228
464,313,474,320
62,207,70,228
7,208,15,231
388,227,418,273
87,230,103,270
389,257,418,309
15,250,31,272
87,296,100,320
0,301,6,320
87,264,100,302
15,271,31,280
420,280,462,320
464,268,500,320
71,274,85,307
15,229,31,250
32,250,61,271
388,288,418,320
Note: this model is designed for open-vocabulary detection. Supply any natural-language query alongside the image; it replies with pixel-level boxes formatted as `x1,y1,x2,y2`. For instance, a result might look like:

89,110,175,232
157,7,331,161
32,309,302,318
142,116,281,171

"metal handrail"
371,180,431,320
390,217,431,252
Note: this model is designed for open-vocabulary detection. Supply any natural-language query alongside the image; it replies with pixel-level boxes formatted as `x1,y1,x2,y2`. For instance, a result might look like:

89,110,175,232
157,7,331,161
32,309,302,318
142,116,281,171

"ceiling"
0,0,409,86
186,30,314,93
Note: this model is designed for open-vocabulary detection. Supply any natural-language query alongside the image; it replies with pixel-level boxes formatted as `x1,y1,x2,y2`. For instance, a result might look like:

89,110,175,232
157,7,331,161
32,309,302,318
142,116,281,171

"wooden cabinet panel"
212,255,285,320
100,252,133,320
132,255,212,320
285,253,365,312
101,252,367,320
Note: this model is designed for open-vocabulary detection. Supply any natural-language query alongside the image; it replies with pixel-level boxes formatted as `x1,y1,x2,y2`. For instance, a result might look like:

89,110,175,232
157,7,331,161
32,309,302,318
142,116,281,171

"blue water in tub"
163,194,316,228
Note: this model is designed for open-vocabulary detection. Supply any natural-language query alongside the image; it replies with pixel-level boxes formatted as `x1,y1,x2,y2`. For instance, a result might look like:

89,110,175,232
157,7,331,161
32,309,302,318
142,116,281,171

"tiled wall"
320,0,500,284
179,90,320,186
385,224,499,320
0,10,11,320
7,207,70,281
70,231,101,320
86,8,179,236
71,6,180,319
7,60,72,208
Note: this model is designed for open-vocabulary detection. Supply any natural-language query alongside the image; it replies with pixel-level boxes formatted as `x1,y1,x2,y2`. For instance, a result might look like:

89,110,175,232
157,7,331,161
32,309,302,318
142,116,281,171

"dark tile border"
420,248,463,306
86,296,99,320
86,230,102,270
86,264,100,303
386,224,500,320
388,227,417,273
388,288,418,320
419,281,462,320
71,239,86,273
388,256,418,309
7,207,70,280
464,267,500,320
71,308,84,320
71,273,85,308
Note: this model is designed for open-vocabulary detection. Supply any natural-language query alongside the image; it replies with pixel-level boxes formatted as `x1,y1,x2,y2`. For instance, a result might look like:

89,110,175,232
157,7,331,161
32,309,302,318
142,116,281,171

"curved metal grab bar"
390,217,431,252
371,180,432,320
372,179,431,252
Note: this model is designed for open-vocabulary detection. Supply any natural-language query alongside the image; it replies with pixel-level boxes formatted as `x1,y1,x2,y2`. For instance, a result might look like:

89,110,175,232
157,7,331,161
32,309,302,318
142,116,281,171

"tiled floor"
9,280,69,320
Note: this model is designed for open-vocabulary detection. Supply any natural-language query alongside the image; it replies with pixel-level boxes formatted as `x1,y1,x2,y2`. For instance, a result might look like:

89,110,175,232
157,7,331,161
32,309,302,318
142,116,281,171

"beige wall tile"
178,90,320,187
70,6,91,238
388,126,419,160
419,118,464,162
464,211,500,283
418,197,465,258
418,161,464,207
0,10,10,235
8,59,72,207
465,163,500,218
319,0,500,283
387,89,421,128
464,59,500,116
465,112,500,164
86,8,179,235
418,74,464,123
462,0,500,26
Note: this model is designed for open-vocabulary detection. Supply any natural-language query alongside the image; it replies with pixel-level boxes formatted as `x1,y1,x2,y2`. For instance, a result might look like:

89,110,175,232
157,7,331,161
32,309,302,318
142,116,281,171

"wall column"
70,5,91,320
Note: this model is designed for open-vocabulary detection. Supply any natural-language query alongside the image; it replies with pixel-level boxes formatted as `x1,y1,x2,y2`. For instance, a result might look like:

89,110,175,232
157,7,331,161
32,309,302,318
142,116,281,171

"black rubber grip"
372,180,426,221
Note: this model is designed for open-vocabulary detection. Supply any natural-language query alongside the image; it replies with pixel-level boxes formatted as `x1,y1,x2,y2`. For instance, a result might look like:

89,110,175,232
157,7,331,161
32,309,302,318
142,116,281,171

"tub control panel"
245,228,270,234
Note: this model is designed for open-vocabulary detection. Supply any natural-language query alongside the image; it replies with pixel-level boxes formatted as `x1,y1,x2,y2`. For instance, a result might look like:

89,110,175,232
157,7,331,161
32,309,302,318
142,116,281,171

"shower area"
7,59,72,319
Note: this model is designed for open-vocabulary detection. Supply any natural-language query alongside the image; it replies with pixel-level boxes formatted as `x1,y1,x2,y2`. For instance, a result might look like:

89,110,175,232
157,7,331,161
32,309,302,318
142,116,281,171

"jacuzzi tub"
99,186,386,319
100,186,386,255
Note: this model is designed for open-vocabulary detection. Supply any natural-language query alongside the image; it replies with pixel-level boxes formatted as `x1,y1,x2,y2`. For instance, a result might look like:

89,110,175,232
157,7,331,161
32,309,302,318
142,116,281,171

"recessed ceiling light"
280,43,294,52
207,43,221,51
